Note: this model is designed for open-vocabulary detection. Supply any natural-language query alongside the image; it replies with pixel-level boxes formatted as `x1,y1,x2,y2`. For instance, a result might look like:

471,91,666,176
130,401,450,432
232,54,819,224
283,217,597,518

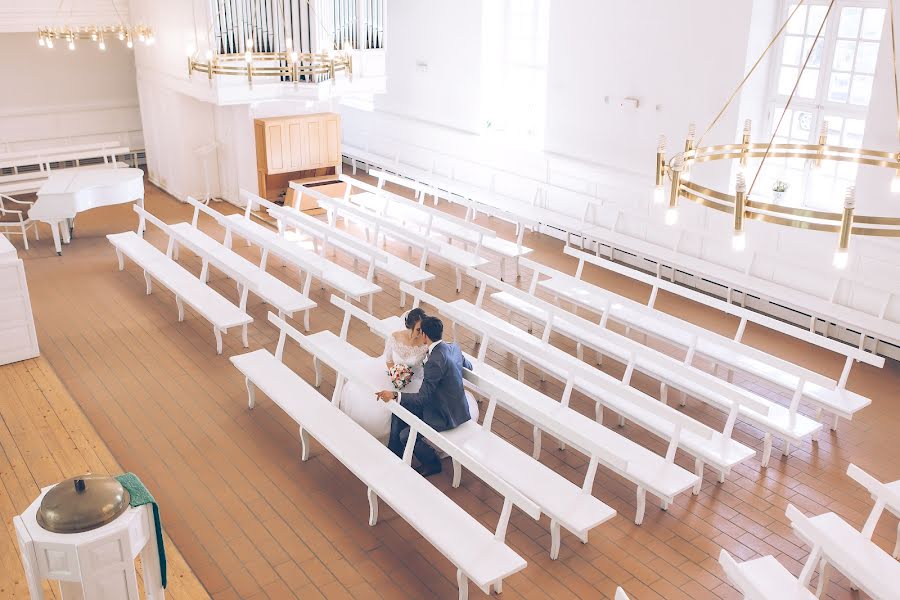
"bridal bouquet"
388,363,414,390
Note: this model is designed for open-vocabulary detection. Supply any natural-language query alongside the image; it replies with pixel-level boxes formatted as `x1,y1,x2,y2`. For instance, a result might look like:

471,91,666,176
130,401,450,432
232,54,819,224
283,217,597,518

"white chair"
0,193,39,249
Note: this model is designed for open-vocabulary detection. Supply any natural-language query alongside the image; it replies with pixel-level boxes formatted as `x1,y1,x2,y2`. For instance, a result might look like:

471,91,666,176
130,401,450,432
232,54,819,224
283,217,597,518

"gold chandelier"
654,0,900,270
37,24,153,51
187,38,352,87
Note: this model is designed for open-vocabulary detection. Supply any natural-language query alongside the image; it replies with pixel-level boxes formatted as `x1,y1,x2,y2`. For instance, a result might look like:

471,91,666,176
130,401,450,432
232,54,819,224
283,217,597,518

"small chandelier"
655,0,900,270
37,0,152,52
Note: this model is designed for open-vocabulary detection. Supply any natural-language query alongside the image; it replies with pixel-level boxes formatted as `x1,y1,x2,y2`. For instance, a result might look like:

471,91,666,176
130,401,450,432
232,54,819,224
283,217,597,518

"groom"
377,316,472,476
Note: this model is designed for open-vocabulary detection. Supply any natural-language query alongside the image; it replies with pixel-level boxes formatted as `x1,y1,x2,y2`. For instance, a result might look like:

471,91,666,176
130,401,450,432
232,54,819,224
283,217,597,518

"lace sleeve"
383,335,396,363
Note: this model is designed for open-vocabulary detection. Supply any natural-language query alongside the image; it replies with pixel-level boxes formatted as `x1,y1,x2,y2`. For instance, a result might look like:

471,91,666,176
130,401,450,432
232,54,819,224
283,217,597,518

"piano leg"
61,221,71,245
50,221,63,255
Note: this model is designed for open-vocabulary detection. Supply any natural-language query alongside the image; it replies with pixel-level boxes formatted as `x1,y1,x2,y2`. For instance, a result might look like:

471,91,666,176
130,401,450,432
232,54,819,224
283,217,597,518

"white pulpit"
14,485,164,600
0,234,39,365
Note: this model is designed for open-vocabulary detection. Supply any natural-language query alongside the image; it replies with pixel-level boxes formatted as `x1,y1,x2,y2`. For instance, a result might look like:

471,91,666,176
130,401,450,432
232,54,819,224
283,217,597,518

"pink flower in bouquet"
388,363,413,390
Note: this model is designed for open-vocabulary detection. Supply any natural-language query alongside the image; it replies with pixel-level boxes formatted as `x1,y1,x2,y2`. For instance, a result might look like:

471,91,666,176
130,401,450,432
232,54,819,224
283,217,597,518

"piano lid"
31,168,145,220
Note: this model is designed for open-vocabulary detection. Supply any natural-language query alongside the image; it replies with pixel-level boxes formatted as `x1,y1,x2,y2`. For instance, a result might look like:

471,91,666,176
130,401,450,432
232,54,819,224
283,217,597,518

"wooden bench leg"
115,248,124,270
313,358,321,387
455,268,462,293
546,519,563,560
214,328,223,355
516,359,524,382
144,271,152,295
245,378,256,409
367,488,378,526
299,426,310,461
831,413,840,431
761,433,773,467
618,414,626,428
660,497,669,510
176,297,185,322
635,488,646,525
457,570,468,600
452,459,462,488
693,459,704,495
400,290,406,307
595,403,603,423
660,383,668,405
304,309,311,332
576,343,584,361
532,426,541,459
679,390,687,407
782,439,791,457
367,294,374,314
241,324,249,348
499,257,506,282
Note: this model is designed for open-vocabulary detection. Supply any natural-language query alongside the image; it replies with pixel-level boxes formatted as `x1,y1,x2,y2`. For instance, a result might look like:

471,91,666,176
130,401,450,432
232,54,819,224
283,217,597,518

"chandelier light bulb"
653,185,665,205
687,123,696,141
732,231,746,251
138,31,145,42
891,169,900,193
832,250,849,270
38,35,45,46
68,39,75,51
743,119,752,135
664,207,679,226
47,38,54,48
118,30,125,41
91,31,97,41
844,185,856,210
126,36,133,49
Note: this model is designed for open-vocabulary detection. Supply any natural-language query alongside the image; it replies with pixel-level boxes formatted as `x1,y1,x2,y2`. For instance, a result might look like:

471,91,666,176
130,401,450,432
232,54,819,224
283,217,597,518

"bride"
337,308,478,444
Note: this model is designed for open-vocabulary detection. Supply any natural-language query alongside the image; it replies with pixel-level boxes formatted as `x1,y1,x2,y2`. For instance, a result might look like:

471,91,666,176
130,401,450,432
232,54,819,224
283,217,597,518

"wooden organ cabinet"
254,113,342,210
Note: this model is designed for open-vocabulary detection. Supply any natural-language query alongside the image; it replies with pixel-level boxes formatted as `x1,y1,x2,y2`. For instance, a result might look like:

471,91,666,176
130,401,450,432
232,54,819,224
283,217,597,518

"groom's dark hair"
420,316,443,342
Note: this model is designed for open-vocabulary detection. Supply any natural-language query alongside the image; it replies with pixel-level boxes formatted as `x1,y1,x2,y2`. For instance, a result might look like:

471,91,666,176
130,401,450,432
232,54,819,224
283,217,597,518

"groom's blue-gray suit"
388,340,472,468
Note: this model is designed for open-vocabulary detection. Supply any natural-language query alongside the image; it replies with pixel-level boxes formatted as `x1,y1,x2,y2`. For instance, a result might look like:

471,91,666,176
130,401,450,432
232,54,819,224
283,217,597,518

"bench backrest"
718,550,767,599
847,463,900,540
614,589,630,600
267,310,542,542
399,282,715,461
468,267,772,419
563,246,885,378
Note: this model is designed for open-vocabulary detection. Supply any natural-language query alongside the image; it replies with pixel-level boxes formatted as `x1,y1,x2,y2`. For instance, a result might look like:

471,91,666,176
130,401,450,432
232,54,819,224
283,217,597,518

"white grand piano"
29,168,145,255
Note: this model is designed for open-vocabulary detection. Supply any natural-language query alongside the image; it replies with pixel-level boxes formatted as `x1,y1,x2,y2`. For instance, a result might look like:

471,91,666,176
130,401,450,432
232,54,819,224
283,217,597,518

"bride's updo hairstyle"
404,307,427,330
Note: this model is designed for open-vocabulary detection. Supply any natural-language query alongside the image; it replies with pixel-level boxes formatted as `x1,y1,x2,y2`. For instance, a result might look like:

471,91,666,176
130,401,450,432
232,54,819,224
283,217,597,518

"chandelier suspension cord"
748,0,837,197
890,0,900,146
109,0,126,28
697,0,808,148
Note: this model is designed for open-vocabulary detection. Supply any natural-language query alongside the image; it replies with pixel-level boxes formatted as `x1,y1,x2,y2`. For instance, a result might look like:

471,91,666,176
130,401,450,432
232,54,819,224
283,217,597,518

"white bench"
319,295,618,559
578,219,900,351
787,464,900,600
314,187,489,292
275,186,434,305
465,270,760,481
137,201,317,328
107,231,252,354
370,170,534,279
197,197,382,313
506,260,825,463
718,550,816,600
232,312,539,599
399,283,701,524
557,247,885,429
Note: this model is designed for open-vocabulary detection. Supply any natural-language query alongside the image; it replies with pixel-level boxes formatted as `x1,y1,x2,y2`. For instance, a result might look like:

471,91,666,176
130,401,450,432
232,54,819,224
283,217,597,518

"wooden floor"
6,178,900,599
0,357,210,599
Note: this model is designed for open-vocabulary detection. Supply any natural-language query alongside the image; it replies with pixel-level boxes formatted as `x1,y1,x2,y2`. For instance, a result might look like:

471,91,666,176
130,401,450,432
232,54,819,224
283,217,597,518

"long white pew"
579,220,900,351
137,202,317,330
426,276,761,483
232,312,537,598
312,187,490,292
199,195,382,313
107,229,252,354
371,170,534,276
464,268,764,477
718,550,816,600
556,247,884,429
399,283,700,524
280,185,434,304
321,295,618,558
787,464,900,600
472,266,821,466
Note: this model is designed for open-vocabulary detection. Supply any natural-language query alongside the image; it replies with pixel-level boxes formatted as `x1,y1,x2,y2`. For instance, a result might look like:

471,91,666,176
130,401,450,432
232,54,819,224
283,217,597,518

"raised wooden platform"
0,357,210,599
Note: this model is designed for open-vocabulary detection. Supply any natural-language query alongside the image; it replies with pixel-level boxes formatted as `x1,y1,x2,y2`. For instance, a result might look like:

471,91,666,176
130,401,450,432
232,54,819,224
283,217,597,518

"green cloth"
116,473,167,588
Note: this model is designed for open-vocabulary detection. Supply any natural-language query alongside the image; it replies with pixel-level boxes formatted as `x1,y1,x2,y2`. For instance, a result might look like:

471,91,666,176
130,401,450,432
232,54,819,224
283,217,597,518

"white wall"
0,32,142,152
376,0,483,133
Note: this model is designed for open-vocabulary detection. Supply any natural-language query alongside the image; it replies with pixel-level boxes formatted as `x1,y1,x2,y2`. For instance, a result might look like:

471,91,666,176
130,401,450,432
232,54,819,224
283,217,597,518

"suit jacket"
399,341,472,431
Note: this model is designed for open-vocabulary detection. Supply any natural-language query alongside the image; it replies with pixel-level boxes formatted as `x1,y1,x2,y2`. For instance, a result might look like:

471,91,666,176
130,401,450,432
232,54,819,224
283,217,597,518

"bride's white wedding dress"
337,334,478,445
